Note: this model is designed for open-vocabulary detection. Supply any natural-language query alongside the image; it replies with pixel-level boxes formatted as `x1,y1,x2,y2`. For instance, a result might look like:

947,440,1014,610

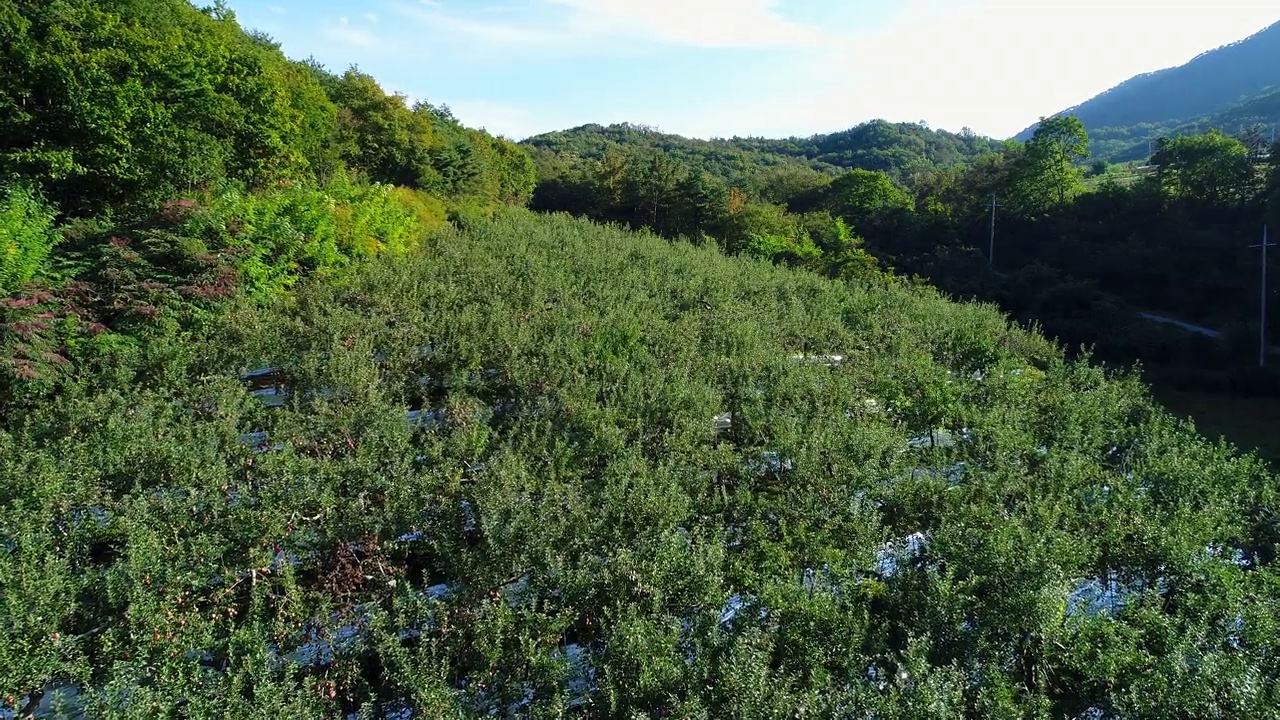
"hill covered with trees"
524,120,1001,191
0,0,535,222
1089,87,1280,162
1015,19,1280,140
1015,19,1280,160
3,0,1280,717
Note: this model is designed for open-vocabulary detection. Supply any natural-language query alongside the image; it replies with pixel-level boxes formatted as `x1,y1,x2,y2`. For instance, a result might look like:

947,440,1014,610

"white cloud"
446,99,541,139
662,0,1280,139
546,0,833,48
364,12,379,23
395,0,831,52
324,16,382,49
397,4,569,47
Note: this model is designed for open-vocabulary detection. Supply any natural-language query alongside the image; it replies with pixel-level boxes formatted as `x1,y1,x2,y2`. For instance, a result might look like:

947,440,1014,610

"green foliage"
1153,130,1257,206
3,211,1278,716
328,70,443,189
0,0,331,216
0,185,59,293
176,176,433,298
821,169,914,233
1011,116,1090,212
811,215,882,283
0,1,532,224
724,199,803,255
741,230,821,267
474,131,538,207
5,1,1280,714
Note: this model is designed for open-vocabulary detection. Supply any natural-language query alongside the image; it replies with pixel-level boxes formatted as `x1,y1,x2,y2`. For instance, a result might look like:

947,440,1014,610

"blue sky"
230,0,1280,141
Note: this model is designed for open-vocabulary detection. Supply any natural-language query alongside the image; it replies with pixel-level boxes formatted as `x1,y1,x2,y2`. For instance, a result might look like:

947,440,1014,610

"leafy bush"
391,187,449,235
742,231,821,267
178,176,433,298
446,203,495,233
0,185,59,294
177,183,344,297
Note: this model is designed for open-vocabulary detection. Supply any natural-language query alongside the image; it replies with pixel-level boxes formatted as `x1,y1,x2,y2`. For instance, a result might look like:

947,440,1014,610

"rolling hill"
522,119,1003,187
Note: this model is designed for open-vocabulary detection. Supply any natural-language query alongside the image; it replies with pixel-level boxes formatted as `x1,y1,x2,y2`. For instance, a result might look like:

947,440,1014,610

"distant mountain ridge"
522,120,1003,185
1015,19,1280,142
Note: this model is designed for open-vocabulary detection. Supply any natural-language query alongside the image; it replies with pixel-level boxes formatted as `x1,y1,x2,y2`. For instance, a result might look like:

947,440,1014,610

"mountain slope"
1089,86,1280,162
1015,19,1280,141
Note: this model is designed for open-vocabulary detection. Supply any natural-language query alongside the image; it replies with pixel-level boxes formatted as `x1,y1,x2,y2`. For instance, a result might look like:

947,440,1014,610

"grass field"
1150,385,1280,465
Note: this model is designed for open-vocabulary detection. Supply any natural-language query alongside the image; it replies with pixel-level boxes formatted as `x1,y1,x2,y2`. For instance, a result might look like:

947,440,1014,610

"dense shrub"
175,176,442,298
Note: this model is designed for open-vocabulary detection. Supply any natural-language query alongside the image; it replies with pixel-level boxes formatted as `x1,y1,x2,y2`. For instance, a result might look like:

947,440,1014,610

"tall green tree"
1010,116,1089,213
673,170,729,240
1152,129,1258,207
0,0,338,217
820,169,913,234
327,69,441,189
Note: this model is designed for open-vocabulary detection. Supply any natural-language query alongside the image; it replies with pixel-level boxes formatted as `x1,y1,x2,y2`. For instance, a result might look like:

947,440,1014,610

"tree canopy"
0,0,534,220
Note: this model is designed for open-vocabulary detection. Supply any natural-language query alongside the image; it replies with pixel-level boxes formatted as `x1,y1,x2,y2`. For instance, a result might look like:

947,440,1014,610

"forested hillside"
3,0,1280,717
524,119,1000,195
0,0,534,221
1089,87,1280,162
1014,20,1280,141
1015,19,1280,163
726,121,1004,177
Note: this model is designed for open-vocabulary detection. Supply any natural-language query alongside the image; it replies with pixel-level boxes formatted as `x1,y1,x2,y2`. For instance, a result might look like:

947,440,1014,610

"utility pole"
1251,225,1276,367
988,194,999,267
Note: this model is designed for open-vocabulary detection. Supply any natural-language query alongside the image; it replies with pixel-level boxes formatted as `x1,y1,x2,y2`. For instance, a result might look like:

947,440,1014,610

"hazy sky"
231,0,1280,140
